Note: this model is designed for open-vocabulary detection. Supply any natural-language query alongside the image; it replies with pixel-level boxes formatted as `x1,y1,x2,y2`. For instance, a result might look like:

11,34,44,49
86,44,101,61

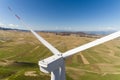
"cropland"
0,30,120,80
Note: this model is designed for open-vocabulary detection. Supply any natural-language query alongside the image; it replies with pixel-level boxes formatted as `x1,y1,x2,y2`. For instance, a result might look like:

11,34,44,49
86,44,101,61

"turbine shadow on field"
13,61,38,67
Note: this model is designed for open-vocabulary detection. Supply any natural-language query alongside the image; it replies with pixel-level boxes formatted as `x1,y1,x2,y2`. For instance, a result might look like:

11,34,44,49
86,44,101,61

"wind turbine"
8,7,120,80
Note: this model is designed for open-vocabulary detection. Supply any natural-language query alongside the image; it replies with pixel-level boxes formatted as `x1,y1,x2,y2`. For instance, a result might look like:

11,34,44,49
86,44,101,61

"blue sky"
0,0,120,31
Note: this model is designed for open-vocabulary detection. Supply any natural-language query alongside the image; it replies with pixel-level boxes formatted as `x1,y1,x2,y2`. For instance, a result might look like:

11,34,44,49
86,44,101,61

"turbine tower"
9,7,120,80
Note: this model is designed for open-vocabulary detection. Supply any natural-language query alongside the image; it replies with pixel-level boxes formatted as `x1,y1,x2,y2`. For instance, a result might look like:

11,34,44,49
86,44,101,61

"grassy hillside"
0,30,120,80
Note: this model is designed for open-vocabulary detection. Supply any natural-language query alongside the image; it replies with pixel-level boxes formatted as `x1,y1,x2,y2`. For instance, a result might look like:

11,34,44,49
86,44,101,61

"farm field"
0,30,120,80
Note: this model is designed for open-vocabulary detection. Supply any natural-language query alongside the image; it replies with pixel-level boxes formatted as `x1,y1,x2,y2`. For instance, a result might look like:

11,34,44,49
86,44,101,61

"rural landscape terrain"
1,28,120,80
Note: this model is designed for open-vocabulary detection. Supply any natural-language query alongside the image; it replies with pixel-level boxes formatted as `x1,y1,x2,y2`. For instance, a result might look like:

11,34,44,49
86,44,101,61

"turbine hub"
38,55,64,73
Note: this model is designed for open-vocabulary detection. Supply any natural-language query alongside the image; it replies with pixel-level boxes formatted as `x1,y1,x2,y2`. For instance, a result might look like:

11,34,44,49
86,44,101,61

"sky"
0,0,120,31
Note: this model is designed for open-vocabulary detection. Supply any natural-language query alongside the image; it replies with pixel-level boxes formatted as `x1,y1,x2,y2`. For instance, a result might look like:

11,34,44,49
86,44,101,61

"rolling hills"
0,30,120,80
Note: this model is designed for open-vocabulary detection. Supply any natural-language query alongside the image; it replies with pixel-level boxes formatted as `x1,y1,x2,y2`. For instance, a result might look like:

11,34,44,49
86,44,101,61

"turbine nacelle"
39,54,64,73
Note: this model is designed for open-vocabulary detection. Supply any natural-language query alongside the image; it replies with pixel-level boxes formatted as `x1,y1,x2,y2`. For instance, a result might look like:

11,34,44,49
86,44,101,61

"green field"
0,30,120,80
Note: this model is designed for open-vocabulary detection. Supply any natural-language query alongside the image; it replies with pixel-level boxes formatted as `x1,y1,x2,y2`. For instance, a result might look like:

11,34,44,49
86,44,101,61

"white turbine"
9,7,120,80
38,30,120,80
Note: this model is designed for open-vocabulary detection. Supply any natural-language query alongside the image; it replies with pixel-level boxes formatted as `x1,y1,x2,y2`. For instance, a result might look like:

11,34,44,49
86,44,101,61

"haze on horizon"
0,0,120,31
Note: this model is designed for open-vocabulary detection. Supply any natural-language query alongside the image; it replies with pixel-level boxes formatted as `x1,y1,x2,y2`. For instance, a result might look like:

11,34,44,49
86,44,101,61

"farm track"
79,53,90,64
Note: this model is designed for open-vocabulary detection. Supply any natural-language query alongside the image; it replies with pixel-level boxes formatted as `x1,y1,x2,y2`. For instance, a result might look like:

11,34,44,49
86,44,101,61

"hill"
0,27,18,30
0,27,28,32
0,30,120,80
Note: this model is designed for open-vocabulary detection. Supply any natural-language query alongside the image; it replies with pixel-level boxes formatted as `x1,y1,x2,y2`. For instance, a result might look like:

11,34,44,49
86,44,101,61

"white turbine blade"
30,29,61,55
8,6,61,55
63,31,120,58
